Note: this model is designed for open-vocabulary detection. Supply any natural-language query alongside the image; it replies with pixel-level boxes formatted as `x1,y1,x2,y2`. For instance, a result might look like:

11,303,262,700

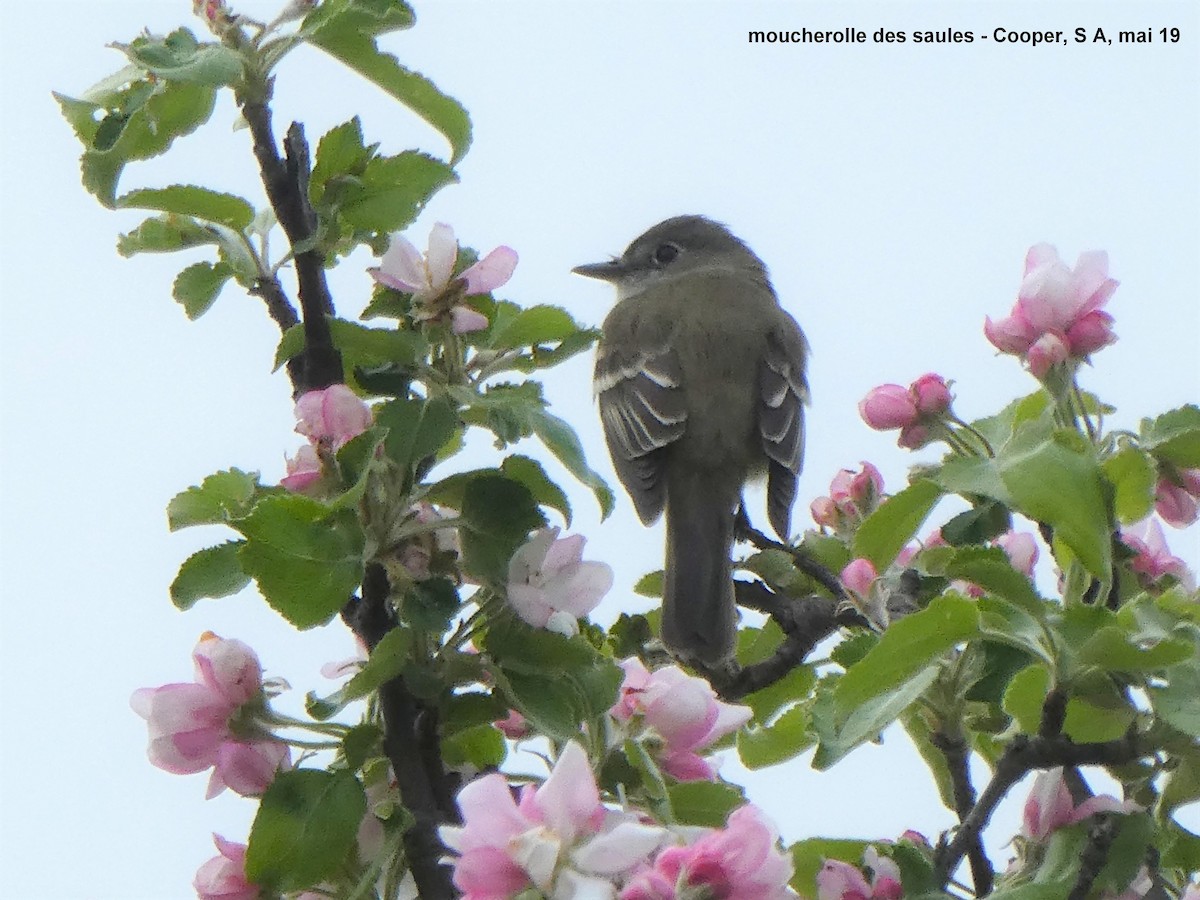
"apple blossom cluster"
369,222,518,334
439,742,797,900
984,244,1118,378
131,633,290,800
810,461,885,535
817,845,905,900
859,373,955,450
282,383,374,492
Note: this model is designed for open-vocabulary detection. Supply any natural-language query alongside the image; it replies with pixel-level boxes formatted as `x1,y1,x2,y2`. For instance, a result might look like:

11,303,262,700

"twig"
735,514,848,603
931,731,993,896
1066,815,1117,900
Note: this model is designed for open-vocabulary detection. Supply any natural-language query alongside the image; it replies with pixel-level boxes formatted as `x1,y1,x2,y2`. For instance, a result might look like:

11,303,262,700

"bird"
573,215,809,668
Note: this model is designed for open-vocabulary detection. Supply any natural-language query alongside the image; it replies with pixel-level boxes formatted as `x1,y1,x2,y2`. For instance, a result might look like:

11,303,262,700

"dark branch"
1066,815,1118,900
240,97,342,393
343,565,456,900
735,515,848,603
931,731,993,896
933,728,1149,888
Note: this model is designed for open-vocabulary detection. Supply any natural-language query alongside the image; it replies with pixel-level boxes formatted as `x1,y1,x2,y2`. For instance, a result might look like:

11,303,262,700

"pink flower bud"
840,558,878,600
194,836,258,900
995,531,1039,577
1065,309,1117,356
811,495,839,529
1155,470,1200,528
1025,332,1070,379
294,384,372,450
282,444,321,492
859,384,918,430
911,373,952,416
984,308,1038,354
897,422,932,450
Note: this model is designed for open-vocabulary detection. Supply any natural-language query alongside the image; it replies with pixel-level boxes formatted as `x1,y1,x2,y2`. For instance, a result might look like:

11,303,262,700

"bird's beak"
571,259,625,282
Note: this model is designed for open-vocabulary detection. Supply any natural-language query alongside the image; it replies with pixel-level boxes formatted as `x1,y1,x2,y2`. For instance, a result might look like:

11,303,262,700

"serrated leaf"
501,455,572,525
273,318,427,382
338,151,457,234
943,546,1044,615
71,78,218,206
459,475,545,582
742,662,815,722
1149,662,1200,736
304,0,470,164
173,260,233,319
1077,625,1193,672
117,185,255,230
441,723,507,768
170,541,250,610
940,499,1011,546
235,496,365,629
167,468,263,530
307,627,412,720
309,116,376,205
633,570,663,598
835,594,979,719
119,28,243,86
1140,404,1200,467
488,305,580,350
999,429,1112,579
852,479,942,570
374,396,458,475
245,770,366,893
530,409,614,519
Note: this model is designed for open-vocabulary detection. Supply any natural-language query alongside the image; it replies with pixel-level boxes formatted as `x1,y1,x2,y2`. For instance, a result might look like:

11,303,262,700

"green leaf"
835,594,979,719
790,839,870,897
1149,661,1200,736
1077,625,1193,672
852,479,942,570
273,318,428,382
1159,751,1200,824
939,499,1012,546
64,78,218,206
245,769,366,893
167,468,263,529
942,546,1044,615
304,0,471,164
403,577,460,634
1103,446,1157,524
375,396,459,475
459,475,545,583
235,496,365,629
117,213,215,256
458,381,544,446
999,429,1111,579
172,260,233,319
488,305,581,350
307,627,412,720
442,724,507,769
530,409,615,519
667,781,745,828
507,328,602,375
1140,404,1200,467
812,666,941,769
633,571,663,598
1002,664,1134,742
501,455,572,526
338,151,457,235
117,185,255,230
900,707,957,811
340,722,382,771
118,28,243,86
170,541,250,610
976,596,1054,665
742,664,816,723
309,116,377,206
738,705,813,768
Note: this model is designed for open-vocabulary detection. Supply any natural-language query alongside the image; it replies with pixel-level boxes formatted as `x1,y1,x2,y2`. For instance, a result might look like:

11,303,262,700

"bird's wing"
759,318,810,539
594,331,687,525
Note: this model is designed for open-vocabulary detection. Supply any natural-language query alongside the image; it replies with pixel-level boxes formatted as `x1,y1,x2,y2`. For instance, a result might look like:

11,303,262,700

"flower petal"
461,245,519,294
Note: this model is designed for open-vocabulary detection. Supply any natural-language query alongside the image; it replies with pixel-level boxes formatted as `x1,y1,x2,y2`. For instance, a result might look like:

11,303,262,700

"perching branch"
343,564,456,900
930,731,993,896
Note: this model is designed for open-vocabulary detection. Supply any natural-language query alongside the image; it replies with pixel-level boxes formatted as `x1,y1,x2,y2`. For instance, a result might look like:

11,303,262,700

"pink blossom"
206,739,291,799
817,847,902,900
1155,468,1200,528
369,223,517,333
613,658,752,781
911,373,952,417
840,558,878,601
1021,767,1140,841
858,384,917,430
294,384,372,450
811,495,839,529
131,681,233,774
495,709,530,740
282,443,322,492
441,742,666,898
507,527,614,636
193,835,258,900
1181,882,1200,900
859,375,953,449
321,638,368,680
812,463,885,532
995,531,1039,577
1120,518,1196,590
193,633,263,707
632,805,794,900
986,243,1119,375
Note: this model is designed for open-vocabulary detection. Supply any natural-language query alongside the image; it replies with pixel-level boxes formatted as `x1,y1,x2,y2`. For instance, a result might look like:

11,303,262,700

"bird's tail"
663,464,737,667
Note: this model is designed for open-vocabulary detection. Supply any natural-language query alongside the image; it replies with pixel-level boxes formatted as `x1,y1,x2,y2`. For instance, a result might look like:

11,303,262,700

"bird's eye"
652,243,680,266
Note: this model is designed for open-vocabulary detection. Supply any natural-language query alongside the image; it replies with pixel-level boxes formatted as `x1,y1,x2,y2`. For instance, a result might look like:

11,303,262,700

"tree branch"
933,728,1149,888
931,731,993,896
240,96,342,392
343,564,456,900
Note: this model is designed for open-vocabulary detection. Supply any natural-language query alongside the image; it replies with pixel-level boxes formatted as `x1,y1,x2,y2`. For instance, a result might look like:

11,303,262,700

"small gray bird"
574,216,809,667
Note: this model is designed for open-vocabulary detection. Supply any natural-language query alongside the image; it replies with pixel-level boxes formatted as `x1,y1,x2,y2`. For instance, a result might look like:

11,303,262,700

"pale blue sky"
2,2,1197,898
